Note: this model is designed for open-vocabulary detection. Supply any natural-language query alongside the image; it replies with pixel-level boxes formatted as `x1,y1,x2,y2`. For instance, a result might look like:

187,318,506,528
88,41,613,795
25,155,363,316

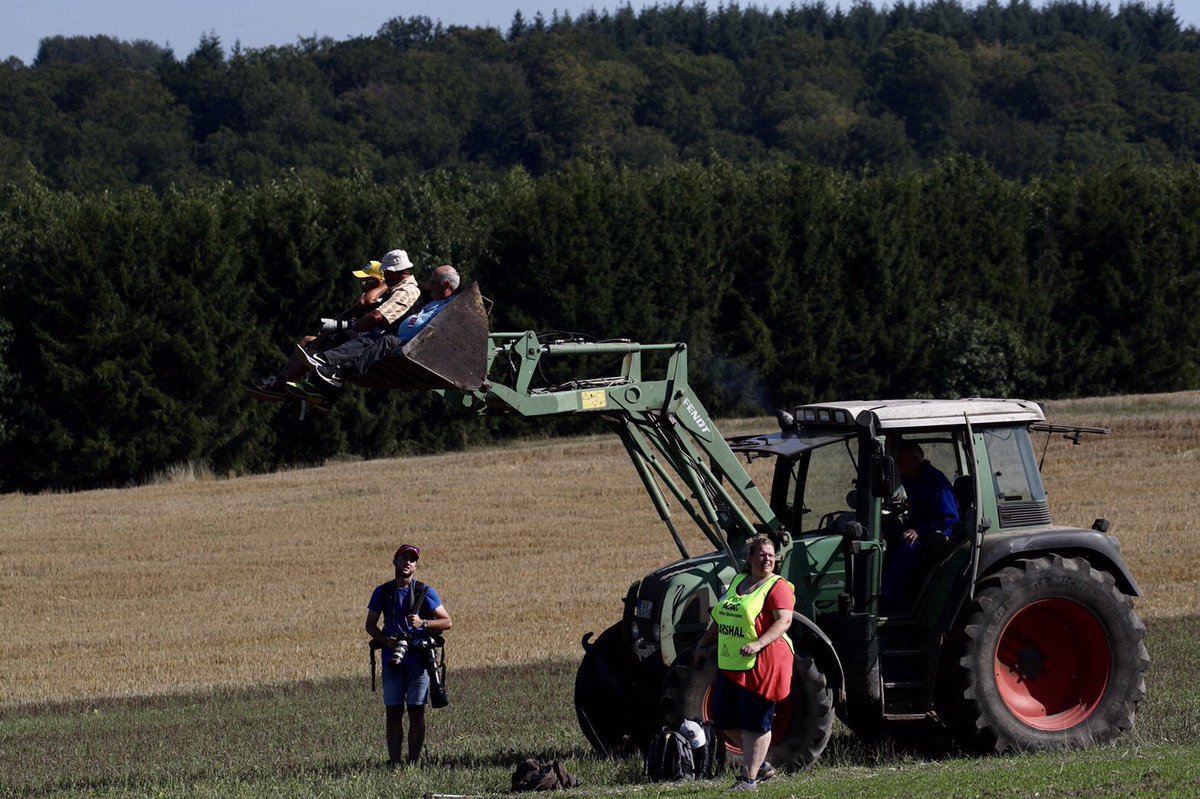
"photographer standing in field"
365,544,453,767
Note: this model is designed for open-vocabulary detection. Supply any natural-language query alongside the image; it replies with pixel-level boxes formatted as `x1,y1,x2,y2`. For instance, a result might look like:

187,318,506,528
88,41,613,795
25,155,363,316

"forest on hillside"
2,160,1198,492
1,0,1198,187
2,1,1200,491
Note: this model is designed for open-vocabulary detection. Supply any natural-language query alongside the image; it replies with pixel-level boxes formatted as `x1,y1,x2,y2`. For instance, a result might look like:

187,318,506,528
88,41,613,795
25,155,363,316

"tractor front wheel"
659,649,833,769
941,555,1148,753
574,624,651,756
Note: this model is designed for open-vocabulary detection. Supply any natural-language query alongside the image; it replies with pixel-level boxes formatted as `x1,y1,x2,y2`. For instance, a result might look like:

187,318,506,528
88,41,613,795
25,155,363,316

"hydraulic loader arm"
442,332,783,559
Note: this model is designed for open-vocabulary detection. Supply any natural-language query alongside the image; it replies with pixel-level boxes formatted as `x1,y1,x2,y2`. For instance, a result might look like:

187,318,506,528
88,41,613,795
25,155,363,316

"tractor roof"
794,398,1045,430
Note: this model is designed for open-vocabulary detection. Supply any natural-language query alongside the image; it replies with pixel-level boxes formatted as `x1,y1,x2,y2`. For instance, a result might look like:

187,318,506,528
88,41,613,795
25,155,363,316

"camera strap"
389,579,428,629
410,580,429,623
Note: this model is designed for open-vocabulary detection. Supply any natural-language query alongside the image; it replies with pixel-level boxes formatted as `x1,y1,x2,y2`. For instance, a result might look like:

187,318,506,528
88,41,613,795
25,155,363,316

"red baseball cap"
394,544,420,562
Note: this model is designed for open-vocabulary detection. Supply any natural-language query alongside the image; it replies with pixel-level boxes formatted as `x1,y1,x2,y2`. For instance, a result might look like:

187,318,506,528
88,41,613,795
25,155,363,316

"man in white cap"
347,249,422,338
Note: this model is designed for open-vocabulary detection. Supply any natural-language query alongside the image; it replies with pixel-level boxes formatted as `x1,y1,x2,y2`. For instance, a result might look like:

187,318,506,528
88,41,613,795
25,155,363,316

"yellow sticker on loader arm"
581,390,608,410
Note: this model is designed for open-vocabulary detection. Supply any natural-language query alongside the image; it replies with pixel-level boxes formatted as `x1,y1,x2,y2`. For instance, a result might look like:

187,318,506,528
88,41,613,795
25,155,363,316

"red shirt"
724,578,795,702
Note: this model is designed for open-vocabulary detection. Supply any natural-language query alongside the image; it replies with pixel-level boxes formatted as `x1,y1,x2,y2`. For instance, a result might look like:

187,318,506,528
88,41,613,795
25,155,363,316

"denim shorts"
712,672,777,733
381,654,431,707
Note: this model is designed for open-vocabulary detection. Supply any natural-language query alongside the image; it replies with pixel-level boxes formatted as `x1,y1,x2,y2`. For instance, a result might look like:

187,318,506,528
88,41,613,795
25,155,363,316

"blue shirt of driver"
901,460,960,540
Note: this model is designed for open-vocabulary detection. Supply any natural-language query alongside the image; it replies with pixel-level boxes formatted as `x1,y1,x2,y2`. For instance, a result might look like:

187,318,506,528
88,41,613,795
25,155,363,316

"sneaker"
311,364,344,388
246,375,287,402
298,344,328,369
285,376,334,407
729,778,758,792
741,762,775,782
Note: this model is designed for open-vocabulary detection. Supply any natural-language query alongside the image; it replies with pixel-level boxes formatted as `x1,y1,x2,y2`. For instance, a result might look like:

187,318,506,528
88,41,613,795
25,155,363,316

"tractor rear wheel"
941,555,1148,753
574,624,650,756
659,650,834,769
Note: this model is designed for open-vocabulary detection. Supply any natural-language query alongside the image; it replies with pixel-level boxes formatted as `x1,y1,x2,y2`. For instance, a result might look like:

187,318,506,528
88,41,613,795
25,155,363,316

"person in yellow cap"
247,257,393,402
351,259,386,283
693,535,794,791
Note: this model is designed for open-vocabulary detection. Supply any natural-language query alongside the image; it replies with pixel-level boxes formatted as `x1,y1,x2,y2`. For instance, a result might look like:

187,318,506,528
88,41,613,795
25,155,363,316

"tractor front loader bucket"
354,281,490,392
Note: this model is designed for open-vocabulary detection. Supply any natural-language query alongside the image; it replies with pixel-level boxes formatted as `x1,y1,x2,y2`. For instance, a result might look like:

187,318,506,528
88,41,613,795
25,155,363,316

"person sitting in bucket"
286,264,460,406
248,249,422,402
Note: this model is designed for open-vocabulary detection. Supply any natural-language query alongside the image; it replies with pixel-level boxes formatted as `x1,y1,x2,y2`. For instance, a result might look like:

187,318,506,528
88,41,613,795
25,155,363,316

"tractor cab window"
982,426,1049,527
884,431,973,520
783,438,860,535
919,439,963,482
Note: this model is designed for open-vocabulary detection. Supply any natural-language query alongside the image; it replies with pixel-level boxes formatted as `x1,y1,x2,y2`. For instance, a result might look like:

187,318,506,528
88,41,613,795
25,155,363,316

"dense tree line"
2,1,1199,188
2,159,1198,492
3,1,1199,491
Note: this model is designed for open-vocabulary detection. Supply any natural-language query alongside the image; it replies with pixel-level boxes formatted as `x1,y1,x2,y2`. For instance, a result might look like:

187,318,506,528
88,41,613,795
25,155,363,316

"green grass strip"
2,618,1197,798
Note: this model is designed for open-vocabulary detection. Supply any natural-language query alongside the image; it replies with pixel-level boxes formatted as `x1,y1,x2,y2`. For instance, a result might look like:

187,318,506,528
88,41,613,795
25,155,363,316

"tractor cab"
725,398,1144,736
730,399,1054,622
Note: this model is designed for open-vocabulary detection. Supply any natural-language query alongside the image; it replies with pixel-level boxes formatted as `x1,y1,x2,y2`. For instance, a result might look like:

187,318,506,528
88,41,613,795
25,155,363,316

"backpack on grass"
646,727,695,782
511,758,578,791
645,721,726,782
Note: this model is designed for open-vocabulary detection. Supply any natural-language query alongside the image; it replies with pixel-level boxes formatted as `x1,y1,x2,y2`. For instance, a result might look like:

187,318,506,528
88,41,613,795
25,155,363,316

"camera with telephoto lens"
412,634,449,708
388,635,410,668
385,633,449,708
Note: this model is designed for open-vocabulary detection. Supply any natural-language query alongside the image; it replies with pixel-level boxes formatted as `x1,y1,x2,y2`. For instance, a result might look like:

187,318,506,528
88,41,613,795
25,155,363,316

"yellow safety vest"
711,573,794,671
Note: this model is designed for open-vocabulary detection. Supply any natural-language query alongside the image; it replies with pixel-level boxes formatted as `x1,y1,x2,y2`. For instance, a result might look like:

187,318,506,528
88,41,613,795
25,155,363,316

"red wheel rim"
701,678,792,755
994,598,1111,731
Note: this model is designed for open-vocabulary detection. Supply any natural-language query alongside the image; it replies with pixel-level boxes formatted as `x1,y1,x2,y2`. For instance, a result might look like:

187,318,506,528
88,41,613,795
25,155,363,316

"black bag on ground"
645,727,695,782
510,758,578,791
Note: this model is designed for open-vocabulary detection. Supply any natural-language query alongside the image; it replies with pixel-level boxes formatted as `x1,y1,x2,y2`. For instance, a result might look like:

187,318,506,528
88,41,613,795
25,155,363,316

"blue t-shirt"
368,580,443,642
395,295,454,343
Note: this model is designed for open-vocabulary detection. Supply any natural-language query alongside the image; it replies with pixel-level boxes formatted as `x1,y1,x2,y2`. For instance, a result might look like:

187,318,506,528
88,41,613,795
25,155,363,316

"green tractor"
361,285,1149,766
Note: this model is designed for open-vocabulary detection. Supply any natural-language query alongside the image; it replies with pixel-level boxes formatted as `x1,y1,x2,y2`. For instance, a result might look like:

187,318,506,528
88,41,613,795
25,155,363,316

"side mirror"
872,455,898,498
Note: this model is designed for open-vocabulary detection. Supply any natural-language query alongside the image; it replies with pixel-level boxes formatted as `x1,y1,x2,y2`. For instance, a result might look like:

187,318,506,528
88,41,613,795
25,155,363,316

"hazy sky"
3,0,1197,64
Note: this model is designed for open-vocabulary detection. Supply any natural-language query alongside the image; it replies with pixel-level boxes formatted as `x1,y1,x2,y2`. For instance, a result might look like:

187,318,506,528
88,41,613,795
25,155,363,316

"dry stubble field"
2,391,1198,708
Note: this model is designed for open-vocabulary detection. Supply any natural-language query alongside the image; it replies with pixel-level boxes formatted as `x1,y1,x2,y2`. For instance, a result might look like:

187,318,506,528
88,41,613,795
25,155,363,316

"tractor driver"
881,440,960,610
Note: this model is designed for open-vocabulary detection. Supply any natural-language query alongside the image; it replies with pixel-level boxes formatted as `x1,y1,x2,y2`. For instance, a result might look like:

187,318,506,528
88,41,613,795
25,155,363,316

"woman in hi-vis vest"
694,535,795,791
